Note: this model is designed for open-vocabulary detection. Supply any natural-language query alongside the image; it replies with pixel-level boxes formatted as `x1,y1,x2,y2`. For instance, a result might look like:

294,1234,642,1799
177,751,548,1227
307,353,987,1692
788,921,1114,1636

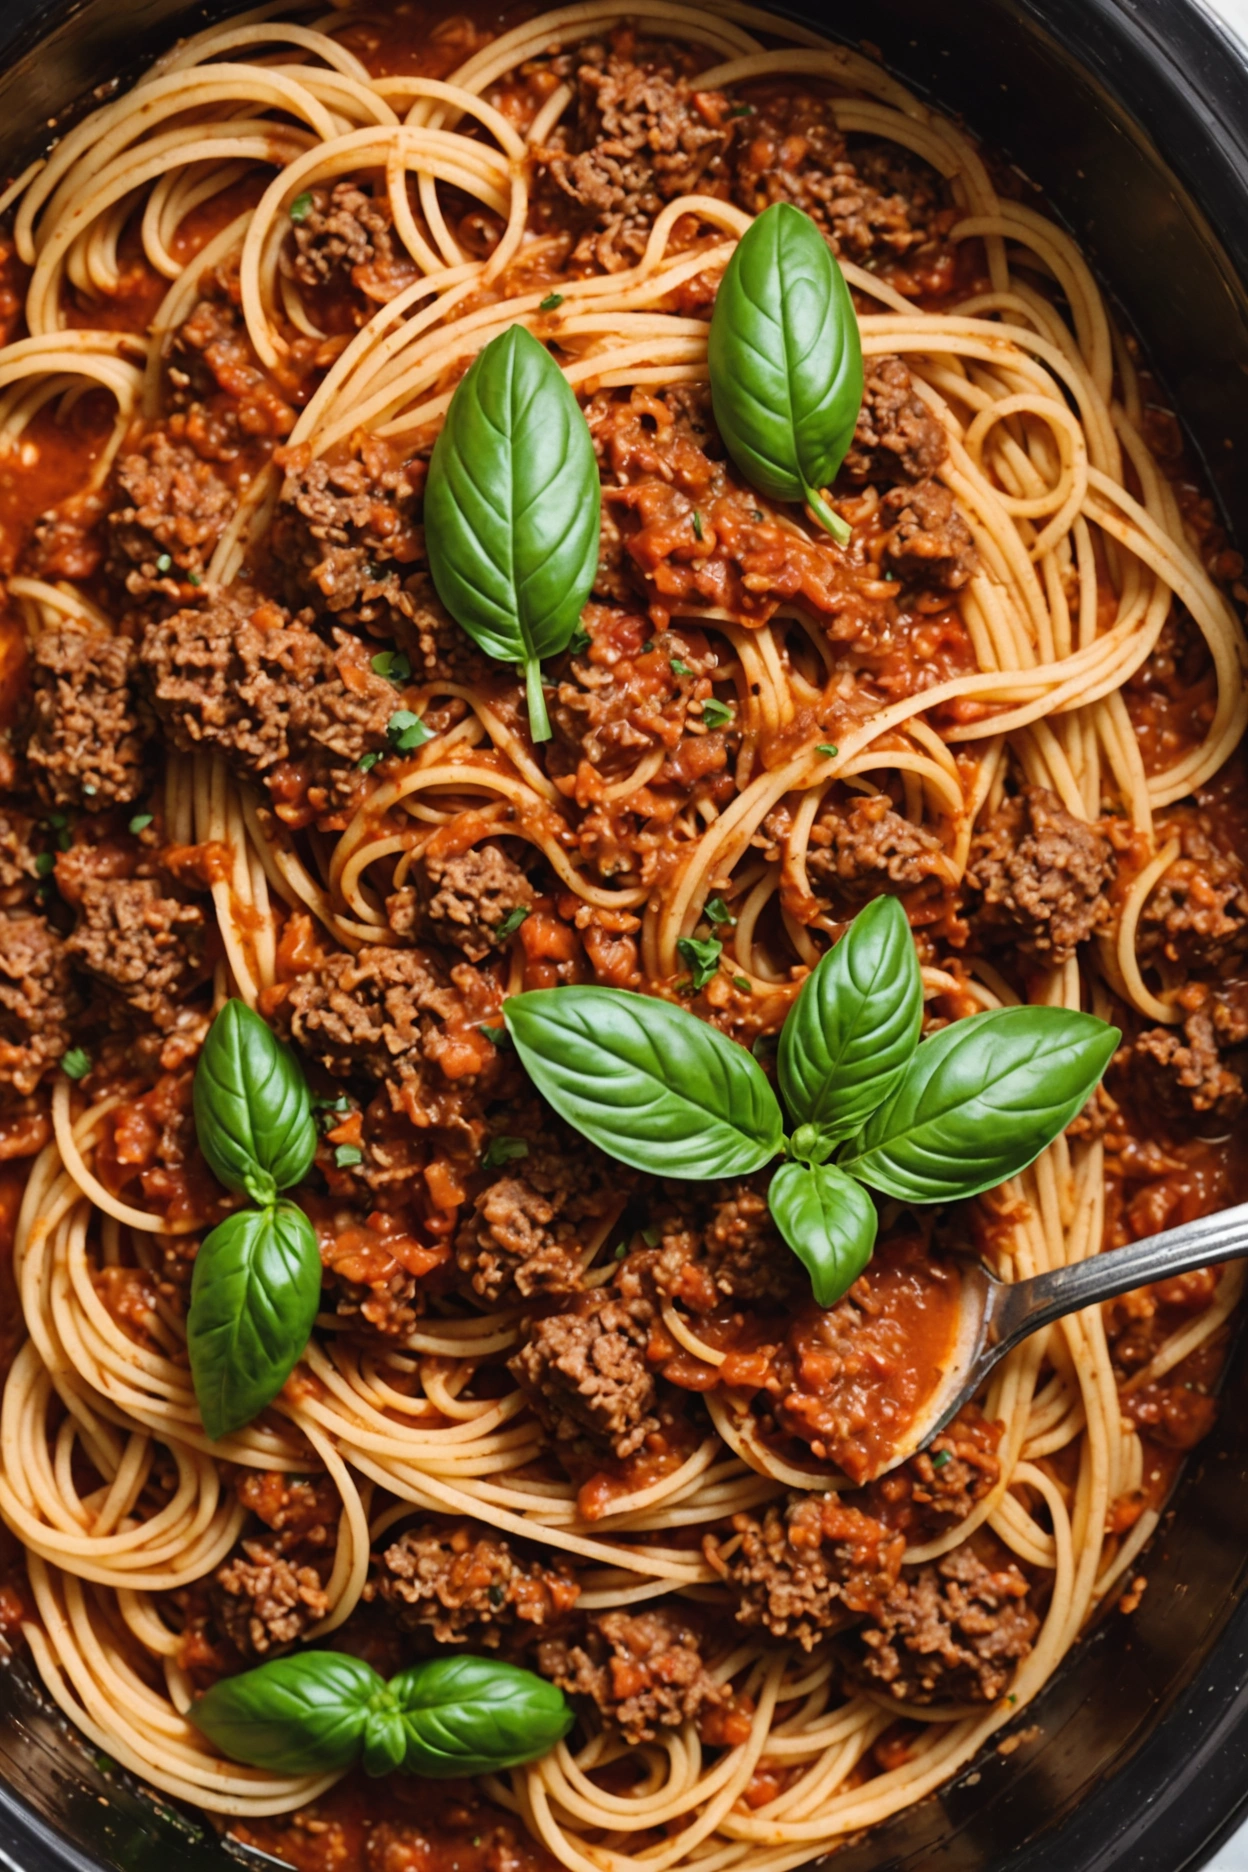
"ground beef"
0,809,40,908
842,356,947,486
1137,811,1248,970
366,1519,580,1647
538,1608,728,1742
286,942,502,1131
106,429,234,598
167,262,297,441
271,440,424,623
66,875,209,1032
639,1179,803,1311
732,97,952,263
545,41,733,272
881,480,976,591
965,785,1113,966
706,1495,905,1651
806,793,946,900
0,913,76,1095
510,1286,659,1458
211,1537,330,1661
862,1408,1003,1544
848,1543,1038,1704
1116,982,1248,1124
26,628,151,808
288,182,411,304
140,591,395,785
456,1112,627,1303
421,843,535,963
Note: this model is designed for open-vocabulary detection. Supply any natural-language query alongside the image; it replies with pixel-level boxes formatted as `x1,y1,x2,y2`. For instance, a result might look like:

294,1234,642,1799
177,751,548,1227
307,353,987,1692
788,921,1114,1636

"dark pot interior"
2,1,1248,1868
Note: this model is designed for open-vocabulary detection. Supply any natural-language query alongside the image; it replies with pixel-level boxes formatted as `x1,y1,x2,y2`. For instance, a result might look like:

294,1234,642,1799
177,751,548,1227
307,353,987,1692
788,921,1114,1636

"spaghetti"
0,2,1244,1867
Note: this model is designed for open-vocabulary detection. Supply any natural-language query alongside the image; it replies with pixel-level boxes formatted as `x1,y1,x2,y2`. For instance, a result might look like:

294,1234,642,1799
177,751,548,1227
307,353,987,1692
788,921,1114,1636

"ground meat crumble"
366,1519,580,1647
538,1608,729,1742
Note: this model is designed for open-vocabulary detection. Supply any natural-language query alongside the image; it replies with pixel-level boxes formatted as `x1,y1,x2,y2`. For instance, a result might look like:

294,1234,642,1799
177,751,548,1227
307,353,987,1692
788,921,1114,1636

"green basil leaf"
769,1160,878,1308
778,895,923,1145
188,1201,322,1440
708,202,862,543
839,1007,1121,1202
190,1652,381,1773
362,1705,407,1777
504,986,783,1179
388,1656,573,1778
194,1000,316,1205
424,324,599,742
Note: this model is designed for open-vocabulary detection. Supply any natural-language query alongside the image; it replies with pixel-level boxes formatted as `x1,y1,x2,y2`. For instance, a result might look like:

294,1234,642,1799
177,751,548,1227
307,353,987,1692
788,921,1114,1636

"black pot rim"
2,0,1248,1868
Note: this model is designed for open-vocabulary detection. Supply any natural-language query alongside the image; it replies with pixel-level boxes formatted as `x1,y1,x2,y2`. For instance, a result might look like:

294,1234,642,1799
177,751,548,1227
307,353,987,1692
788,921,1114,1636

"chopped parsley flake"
289,191,314,223
539,292,564,311
333,1143,364,1168
704,896,735,927
128,813,153,835
358,750,382,773
483,1135,530,1169
567,626,591,654
816,743,839,759
155,553,172,574
691,510,704,541
700,698,733,728
677,934,722,989
186,570,202,587
60,1047,91,1081
372,650,412,684
670,657,693,677
34,851,55,876
729,103,755,117
733,975,751,992
931,1449,952,1469
494,906,531,941
480,1024,512,1049
386,709,432,752
642,1225,662,1247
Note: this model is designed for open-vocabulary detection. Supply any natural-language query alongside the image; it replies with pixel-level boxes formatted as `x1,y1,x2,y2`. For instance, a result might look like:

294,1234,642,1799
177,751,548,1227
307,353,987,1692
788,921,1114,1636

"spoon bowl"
859,1196,1248,1481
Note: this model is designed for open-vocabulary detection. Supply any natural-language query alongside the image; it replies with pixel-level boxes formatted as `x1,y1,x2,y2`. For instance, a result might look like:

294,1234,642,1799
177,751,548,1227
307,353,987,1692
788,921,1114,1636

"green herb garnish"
502,897,1119,1309
483,1136,530,1169
677,935,723,989
60,1047,91,1081
708,202,862,544
424,325,599,743
701,698,734,728
386,710,432,753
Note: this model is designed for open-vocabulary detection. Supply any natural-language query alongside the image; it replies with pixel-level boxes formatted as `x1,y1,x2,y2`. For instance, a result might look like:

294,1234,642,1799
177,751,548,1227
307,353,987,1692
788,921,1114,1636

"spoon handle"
990,1196,1248,1360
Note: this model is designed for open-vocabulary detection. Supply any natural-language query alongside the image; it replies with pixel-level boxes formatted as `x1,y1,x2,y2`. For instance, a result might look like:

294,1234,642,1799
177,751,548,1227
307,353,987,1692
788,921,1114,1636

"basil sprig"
504,898,1118,1308
708,201,863,544
425,324,599,743
188,1000,322,1440
191,1650,572,1779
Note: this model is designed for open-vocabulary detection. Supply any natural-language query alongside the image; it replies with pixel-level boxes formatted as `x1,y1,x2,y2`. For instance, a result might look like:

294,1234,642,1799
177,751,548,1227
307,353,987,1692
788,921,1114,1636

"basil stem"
193,999,316,1207
187,1201,322,1441
424,324,600,742
708,201,863,544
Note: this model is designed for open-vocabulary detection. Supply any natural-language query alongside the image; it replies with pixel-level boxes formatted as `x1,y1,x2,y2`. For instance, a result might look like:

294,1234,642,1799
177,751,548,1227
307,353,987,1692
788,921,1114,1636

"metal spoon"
871,1196,1248,1479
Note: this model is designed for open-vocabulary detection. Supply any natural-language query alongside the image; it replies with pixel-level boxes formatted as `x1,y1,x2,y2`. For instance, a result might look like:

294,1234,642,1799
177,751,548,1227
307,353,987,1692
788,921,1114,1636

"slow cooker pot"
1,0,1247,1866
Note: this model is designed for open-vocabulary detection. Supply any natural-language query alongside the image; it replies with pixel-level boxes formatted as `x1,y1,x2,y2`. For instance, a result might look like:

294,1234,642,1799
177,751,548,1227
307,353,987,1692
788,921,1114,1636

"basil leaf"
388,1656,572,1777
425,324,599,742
190,1652,382,1773
708,202,862,543
194,1000,316,1206
839,1007,1121,1202
769,1160,877,1308
505,986,783,1179
362,1706,408,1777
188,1201,322,1440
778,895,922,1145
